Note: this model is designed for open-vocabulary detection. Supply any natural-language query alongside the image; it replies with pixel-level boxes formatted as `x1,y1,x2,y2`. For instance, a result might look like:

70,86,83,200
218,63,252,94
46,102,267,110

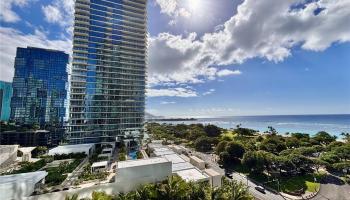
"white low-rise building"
172,162,195,172
176,168,209,183
163,153,185,164
116,158,171,190
98,153,112,160
102,148,113,154
153,150,176,157
179,154,190,162
204,168,223,187
168,145,186,154
19,147,36,162
0,171,48,200
91,161,109,172
48,144,95,156
190,156,206,170
147,142,163,151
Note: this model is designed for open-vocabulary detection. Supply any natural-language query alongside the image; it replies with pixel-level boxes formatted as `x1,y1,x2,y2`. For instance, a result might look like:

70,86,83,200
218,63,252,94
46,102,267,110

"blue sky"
0,0,349,117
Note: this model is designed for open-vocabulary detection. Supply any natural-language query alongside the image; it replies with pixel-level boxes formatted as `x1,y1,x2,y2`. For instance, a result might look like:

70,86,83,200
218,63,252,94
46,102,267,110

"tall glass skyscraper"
69,0,147,144
0,81,13,121
10,47,69,127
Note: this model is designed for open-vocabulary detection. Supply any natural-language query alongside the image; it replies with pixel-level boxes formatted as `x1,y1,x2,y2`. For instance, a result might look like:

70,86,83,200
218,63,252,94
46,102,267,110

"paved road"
192,151,285,200
312,175,350,200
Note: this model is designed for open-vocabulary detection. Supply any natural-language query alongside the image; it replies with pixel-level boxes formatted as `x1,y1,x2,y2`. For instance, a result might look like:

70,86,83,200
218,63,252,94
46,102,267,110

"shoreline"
146,115,349,137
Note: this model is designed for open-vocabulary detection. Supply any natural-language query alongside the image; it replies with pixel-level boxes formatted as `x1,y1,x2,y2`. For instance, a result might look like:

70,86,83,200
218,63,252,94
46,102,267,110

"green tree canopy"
215,141,228,155
242,151,266,174
225,141,245,159
204,125,222,137
313,131,337,145
194,136,214,152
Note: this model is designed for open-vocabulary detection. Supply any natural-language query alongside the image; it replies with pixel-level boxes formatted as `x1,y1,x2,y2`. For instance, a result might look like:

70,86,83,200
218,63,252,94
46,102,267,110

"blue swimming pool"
129,151,137,160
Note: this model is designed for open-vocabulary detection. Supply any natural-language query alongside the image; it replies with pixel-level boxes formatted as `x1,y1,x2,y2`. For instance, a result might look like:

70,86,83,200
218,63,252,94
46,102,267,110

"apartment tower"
10,47,69,127
69,0,147,144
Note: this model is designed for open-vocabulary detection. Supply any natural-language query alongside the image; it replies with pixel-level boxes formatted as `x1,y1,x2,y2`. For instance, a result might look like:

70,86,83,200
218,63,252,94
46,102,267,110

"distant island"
147,118,197,122
145,112,196,121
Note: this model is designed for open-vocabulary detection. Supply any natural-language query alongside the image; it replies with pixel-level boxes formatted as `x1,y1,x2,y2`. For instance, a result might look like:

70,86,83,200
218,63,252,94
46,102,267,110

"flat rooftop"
0,171,48,184
153,147,170,152
48,143,94,155
148,143,163,149
176,168,208,182
163,153,186,164
153,150,176,156
102,148,113,152
91,161,108,168
18,147,36,153
172,162,195,172
118,157,169,168
179,154,190,162
98,153,111,157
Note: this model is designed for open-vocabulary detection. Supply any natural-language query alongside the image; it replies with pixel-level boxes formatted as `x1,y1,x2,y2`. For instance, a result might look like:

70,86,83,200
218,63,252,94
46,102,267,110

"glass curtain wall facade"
10,47,69,127
69,0,147,144
0,81,13,121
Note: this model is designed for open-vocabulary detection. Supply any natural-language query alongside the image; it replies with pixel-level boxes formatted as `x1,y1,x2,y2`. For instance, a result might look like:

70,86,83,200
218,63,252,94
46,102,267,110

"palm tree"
341,132,350,143
212,179,254,200
157,176,189,200
187,181,210,200
115,193,130,200
92,191,113,200
133,183,158,200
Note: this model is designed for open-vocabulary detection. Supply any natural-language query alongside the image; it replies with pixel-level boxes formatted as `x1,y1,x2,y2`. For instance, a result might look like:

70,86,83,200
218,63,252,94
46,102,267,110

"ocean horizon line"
156,113,350,119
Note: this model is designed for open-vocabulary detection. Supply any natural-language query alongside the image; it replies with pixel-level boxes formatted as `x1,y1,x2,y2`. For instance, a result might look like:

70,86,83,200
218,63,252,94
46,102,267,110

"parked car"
255,185,265,193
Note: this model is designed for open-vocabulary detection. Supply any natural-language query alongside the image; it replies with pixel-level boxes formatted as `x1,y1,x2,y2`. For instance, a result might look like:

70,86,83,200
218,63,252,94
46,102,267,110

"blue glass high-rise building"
0,81,13,121
10,47,69,127
69,0,147,144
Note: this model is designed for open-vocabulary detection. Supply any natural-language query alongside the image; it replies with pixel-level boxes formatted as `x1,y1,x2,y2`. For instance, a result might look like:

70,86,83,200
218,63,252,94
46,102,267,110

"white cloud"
149,0,350,86
0,0,31,22
41,0,74,32
160,101,176,105
154,0,191,25
42,5,63,23
0,27,72,82
217,69,242,77
202,89,215,96
147,87,197,97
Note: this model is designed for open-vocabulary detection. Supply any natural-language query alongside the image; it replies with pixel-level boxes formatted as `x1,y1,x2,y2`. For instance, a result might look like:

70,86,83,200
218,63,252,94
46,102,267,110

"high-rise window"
10,47,69,127
68,0,147,144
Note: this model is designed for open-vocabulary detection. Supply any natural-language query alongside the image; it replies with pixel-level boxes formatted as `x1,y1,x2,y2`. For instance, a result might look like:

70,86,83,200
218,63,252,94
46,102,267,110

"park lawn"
278,174,320,193
249,173,320,194
221,131,236,140
305,181,320,192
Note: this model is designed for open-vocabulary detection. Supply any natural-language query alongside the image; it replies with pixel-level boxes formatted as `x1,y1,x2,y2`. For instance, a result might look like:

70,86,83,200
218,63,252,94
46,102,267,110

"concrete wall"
116,161,172,187
209,175,222,188
0,145,18,169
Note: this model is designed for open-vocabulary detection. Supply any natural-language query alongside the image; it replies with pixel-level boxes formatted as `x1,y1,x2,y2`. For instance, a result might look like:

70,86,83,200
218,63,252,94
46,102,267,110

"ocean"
151,114,350,138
